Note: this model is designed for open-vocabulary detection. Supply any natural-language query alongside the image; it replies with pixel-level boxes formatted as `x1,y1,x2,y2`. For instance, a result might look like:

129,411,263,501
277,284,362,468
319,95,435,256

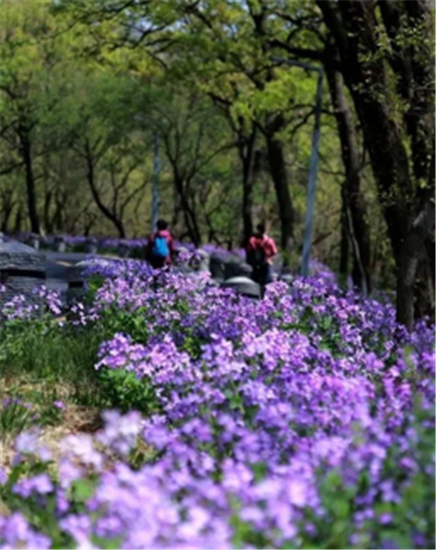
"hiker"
145,219,176,269
246,222,278,295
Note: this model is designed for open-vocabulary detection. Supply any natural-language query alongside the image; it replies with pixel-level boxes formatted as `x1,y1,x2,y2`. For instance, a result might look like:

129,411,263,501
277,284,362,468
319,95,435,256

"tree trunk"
84,217,95,237
1,207,13,234
174,174,201,246
85,153,126,238
238,127,257,246
171,187,182,234
43,190,53,234
415,144,436,320
338,198,349,287
264,114,294,255
0,191,15,233
52,195,65,233
318,0,434,327
396,203,434,328
325,45,371,293
13,206,22,234
396,235,421,330
19,130,39,234
414,255,435,322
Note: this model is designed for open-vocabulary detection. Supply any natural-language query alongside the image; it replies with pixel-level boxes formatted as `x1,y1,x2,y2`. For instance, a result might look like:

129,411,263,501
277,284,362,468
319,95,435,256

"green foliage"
98,368,159,415
98,306,149,343
0,400,35,442
0,0,351,272
84,275,106,305
0,317,101,402
3,0,430,288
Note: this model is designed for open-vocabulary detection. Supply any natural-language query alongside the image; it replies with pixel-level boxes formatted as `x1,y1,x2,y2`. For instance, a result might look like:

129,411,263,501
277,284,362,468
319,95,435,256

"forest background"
0,0,434,327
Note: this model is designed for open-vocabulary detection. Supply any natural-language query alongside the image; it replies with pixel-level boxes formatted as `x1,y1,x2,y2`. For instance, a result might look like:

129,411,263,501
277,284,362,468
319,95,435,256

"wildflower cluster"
0,262,434,549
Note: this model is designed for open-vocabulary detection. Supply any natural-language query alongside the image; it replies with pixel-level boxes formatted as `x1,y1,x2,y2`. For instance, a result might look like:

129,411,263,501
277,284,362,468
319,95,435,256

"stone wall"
0,241,46,309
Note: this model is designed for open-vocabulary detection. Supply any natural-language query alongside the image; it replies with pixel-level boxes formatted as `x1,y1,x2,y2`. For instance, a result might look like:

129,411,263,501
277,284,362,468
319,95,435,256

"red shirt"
145,229,175,264
247,234,278,263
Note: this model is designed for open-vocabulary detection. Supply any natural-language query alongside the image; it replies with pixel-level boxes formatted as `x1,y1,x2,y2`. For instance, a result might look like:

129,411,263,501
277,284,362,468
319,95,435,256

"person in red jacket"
246,222,278,295
145,219,176,269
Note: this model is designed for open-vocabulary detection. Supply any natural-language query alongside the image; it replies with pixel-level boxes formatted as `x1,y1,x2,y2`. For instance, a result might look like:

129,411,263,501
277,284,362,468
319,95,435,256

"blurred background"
0,0,433,309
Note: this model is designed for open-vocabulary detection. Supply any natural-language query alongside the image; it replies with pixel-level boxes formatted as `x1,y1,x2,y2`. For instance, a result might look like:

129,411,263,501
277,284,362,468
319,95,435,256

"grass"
1,322,102,405
0,389,103,472
0,317,107,470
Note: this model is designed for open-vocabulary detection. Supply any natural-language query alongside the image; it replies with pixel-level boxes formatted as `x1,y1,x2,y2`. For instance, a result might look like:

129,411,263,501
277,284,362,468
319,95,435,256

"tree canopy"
0,0,434,326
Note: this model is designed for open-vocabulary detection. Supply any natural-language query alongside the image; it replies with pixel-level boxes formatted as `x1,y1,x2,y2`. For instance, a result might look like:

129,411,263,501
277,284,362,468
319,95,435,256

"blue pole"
151,132,160,233
301,68,323,277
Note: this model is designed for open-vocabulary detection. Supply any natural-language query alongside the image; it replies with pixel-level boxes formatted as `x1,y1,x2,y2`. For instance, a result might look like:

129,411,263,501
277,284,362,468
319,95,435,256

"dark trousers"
252,263,271,297
150,257,166,269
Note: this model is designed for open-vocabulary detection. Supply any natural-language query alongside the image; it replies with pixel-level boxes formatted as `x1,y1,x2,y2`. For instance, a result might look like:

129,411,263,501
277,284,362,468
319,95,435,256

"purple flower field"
0,262,434,549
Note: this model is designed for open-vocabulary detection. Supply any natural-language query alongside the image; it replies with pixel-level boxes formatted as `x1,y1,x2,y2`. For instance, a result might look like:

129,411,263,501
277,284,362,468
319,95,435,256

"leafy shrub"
98,369,159,415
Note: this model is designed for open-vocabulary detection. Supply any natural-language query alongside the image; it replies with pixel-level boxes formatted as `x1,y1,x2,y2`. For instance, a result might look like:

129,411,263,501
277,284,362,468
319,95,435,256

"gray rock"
189,249,210,272
66,259,106,305
54,236,66,253
85,238,98,254
28,233,40,250
221,276,261,299
224,260,252,280
173,246,190,267
177,246,190,255
279,273,293,286
118,243,130,258
0,240,46,310
198,250,210,272
209,253,226,280
210,252,244,280
172,264,193,275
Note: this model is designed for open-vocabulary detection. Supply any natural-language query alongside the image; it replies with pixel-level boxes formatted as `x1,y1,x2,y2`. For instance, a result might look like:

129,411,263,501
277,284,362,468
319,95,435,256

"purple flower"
97,410,143,456
13,474,54,498
0,240,434,549
0,467,7,486
0,513,51,549
379,512,393,525
15,430,39,454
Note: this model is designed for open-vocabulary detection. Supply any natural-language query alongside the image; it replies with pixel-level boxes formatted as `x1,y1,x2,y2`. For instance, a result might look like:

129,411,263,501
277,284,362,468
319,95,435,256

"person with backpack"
145,219,176,269
246,222,278,295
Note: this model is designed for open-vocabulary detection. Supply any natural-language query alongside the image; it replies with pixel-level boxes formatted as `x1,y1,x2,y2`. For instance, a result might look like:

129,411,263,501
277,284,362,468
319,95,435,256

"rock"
197,249,210,269
85,238,98,254
221,276,261,299
118,243,130,258
0,240,46,310
279,273,293,286
54,236,66,253
66,259,107,305
209,252,227,280
189,249,210,272
210,252,245,280
177,246,190,255
27,233,40,251
224,260,252,280
172,265,193,275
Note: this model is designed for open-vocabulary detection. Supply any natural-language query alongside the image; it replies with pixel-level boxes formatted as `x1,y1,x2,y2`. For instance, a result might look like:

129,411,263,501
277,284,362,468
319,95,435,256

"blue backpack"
152,234,169,259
